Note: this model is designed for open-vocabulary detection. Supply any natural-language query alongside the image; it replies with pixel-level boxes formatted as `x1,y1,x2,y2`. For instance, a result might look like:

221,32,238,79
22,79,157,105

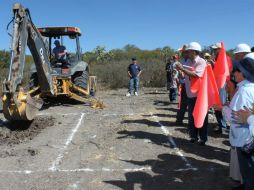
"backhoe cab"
2,3,100,122
31,26,96,98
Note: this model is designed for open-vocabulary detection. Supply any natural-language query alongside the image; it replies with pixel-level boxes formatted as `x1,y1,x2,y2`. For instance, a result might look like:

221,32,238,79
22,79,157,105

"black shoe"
189,138,197,143
198,140,206,146
231,184,245,190
175,121,183,126
214,128,222,134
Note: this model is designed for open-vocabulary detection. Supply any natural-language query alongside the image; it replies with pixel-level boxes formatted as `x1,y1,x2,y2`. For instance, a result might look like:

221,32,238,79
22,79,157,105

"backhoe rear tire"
72,70,88,89
72,70,93,98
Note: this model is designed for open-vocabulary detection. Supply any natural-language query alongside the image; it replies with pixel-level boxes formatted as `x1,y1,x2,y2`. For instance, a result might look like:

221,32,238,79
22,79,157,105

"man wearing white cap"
176,42,208,145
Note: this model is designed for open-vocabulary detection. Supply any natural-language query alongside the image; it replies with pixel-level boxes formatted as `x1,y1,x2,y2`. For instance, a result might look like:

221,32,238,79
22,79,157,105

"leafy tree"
83,46,115,64
160,46,174,63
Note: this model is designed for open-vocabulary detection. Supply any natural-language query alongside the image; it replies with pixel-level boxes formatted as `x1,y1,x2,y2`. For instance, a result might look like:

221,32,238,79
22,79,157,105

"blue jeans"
215,85,227,130
128,77,139,94
187,97,208,142
237,148,254,189
169,88,177,102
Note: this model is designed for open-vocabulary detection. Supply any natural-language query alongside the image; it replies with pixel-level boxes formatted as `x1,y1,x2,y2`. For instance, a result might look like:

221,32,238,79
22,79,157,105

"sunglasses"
232,67,241,73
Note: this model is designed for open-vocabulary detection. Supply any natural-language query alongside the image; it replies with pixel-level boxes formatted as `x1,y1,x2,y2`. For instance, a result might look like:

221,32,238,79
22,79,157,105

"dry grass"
0,57,167,96
89,59,167,90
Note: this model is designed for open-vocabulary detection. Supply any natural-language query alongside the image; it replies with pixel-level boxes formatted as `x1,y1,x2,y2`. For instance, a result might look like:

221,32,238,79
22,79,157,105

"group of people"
122,41,254,189
166,41,254,190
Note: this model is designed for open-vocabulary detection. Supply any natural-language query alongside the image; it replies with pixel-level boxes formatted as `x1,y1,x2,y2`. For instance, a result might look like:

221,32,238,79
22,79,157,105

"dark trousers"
166,73,171,90
187,97,208,142
169,88,177,102
215,110,225,130
237,148,254,190
176,84,188,122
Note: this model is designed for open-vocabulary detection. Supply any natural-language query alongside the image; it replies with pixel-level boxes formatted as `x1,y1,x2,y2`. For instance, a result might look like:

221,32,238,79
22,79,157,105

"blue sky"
1,0,254,52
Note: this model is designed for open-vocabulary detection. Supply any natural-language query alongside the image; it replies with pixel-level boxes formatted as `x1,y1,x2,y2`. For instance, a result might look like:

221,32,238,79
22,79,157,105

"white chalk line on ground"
0,166,228,174
49,113,85,171
149,112,197,171
0,111,227,175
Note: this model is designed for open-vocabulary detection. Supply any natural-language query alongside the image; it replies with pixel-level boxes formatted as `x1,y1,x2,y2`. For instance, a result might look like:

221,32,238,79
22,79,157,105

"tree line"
0,45,235,90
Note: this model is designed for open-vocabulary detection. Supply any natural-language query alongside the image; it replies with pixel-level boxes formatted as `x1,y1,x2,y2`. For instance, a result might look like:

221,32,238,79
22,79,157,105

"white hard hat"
186,42,202,52
211,42,222,49
244,52,254,59
233,43,251,54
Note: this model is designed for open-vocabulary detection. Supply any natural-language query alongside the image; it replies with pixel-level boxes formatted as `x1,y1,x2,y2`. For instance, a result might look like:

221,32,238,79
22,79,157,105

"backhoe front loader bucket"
2,92,43,121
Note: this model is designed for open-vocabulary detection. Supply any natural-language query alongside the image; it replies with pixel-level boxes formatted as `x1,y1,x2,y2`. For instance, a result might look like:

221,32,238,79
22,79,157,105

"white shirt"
247,115,254,137
224,80,254,147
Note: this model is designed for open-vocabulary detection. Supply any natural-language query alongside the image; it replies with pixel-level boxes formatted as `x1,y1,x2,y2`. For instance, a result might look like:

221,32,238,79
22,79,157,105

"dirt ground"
0,88,233,190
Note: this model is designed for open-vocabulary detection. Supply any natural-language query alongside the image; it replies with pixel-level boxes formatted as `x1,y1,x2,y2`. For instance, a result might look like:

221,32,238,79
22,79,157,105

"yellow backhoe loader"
2,3,103,121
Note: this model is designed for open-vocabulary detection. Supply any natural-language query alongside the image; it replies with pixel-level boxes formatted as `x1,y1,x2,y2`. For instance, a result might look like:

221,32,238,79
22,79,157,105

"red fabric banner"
193,65,221,128
213,42,230,89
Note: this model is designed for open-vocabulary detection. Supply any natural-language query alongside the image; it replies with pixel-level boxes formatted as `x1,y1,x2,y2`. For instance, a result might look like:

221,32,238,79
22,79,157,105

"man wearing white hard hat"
230,43,251,98
234,43,251,61
210,42,233,134
176,42,208,145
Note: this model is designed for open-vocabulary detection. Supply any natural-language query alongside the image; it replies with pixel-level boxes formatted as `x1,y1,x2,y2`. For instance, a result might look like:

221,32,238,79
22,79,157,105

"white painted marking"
150,112,194,169
49,113,85,171
60,168,94,172
0,165,229,174
0,170,34,174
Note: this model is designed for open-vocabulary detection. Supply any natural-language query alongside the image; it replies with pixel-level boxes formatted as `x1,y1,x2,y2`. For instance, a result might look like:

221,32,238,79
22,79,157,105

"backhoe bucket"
2,92,43,121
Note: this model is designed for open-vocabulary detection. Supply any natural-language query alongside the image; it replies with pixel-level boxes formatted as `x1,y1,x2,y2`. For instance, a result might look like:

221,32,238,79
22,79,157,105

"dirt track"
0,88,232,190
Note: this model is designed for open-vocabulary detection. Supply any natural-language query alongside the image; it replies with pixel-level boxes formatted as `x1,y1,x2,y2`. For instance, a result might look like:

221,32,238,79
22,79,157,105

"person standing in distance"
126,57,142,96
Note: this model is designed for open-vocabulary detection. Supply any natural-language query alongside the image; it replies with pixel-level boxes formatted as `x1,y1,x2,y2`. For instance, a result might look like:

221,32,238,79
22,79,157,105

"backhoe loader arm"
2,3,54,121
4,3,53,95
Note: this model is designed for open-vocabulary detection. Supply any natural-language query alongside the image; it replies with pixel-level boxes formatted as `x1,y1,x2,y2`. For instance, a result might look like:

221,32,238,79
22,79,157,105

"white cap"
204,52,211,57
233,43,251,54
211,42,222,49
186,42,202,52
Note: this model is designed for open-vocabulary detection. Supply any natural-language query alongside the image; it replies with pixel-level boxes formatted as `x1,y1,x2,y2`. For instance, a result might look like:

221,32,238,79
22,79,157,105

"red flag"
213,42,230,89
190,77,201,94
226,55,233,81
193,65,221,128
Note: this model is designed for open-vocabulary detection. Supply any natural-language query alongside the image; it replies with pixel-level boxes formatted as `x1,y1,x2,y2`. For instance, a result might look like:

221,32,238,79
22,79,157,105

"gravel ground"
0,88,233,190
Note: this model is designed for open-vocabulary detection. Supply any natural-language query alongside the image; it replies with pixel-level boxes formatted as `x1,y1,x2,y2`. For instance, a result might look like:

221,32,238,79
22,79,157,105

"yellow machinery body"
2,75,102,121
